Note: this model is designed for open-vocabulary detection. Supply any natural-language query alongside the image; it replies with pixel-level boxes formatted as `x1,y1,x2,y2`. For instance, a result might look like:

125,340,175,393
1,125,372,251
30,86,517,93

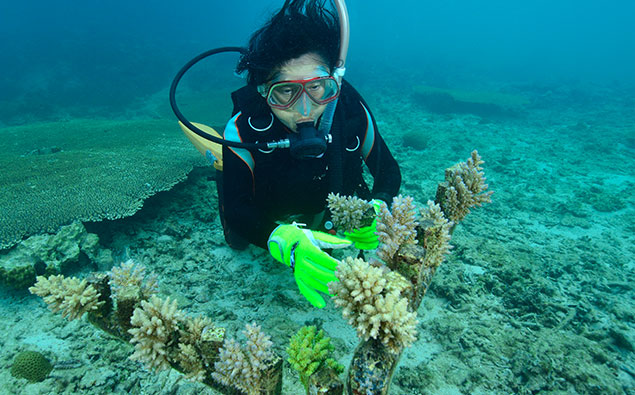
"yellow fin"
178,121,223,171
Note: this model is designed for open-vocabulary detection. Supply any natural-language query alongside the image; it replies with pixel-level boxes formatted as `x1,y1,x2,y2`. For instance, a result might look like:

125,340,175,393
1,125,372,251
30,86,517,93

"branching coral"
108,259,158,300
108,259,159,330
329,257,417,354
326,193,375,232
128,295,183,372
376,195,419,265
212,322,276,395
127,295,223,381
31,269,230,387
436,150,493,222
177,315,223,382
420,201,453,270
287,326,343,393
29,275,104,321
177,343,206,382
181,315,215,346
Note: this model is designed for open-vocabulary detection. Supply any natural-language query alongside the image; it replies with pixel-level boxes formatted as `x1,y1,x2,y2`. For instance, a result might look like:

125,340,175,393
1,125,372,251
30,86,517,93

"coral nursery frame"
30,151,492,395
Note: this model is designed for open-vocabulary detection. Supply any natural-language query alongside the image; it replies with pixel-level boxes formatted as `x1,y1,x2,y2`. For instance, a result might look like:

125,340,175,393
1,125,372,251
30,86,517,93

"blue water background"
1,1,634,393
1,0,634,125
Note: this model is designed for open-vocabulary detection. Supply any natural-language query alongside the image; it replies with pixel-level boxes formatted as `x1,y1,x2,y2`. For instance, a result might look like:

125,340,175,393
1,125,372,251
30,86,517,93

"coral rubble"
1,222,113,288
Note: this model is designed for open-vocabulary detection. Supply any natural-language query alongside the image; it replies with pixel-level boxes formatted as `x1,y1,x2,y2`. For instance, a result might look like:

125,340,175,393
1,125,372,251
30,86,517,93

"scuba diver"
172,0,401,308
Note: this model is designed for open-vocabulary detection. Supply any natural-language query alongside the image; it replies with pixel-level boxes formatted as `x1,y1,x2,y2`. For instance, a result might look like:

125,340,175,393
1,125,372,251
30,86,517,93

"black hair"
237,0,340,86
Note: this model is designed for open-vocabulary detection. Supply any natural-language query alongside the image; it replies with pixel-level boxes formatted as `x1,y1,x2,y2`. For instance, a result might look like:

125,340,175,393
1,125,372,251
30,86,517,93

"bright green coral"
287,326,343,393
10,351,53,382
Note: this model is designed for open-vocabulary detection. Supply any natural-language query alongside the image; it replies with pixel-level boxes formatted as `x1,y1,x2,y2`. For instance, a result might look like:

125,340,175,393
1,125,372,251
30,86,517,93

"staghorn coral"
128,295,183,372
31,269,228,386
175,314,224,382
181,315,215,346
420,200,453,270
29,275,105,321
108,259,158,300
436,150,493,222
287,326,343,393
376,195,419,265
326,193,375,232
177,343,206,382
108,259,159,331
212,322,276,395
329,257,417,354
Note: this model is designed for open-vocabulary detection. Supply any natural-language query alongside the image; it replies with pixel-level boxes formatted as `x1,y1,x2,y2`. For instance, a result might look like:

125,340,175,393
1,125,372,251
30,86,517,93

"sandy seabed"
1,82,634,395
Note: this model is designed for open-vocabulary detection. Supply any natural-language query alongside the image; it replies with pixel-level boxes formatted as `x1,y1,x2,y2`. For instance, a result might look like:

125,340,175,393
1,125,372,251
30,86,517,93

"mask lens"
269,83,303,106
305,78,339,103
267,77,339,109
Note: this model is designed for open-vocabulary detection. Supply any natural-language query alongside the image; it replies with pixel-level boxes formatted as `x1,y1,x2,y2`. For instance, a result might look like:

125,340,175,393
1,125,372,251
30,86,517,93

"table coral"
0,119,206,249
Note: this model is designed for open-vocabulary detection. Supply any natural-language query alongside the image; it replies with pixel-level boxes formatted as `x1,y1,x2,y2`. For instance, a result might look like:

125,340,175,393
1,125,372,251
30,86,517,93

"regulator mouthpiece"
289,122,327,160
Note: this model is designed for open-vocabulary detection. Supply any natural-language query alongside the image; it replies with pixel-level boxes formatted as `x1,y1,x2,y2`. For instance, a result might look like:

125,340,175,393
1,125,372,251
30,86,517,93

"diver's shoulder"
339,79,363,101
339,80,372,118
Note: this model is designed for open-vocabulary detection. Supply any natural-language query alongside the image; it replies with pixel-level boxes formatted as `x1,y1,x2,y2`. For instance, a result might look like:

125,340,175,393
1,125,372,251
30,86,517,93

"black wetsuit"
218,80,401,249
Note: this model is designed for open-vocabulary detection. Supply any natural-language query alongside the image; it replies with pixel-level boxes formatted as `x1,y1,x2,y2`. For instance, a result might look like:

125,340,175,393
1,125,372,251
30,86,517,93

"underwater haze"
0,0,634,394
1,0,634,124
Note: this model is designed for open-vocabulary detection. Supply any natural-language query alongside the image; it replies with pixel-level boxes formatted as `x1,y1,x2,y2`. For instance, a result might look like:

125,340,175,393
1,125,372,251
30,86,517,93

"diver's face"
266,53,330,132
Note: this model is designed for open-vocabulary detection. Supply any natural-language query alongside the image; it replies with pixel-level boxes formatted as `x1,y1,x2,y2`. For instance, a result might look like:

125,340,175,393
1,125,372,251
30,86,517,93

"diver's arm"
221,145,277,249
358,102,401,203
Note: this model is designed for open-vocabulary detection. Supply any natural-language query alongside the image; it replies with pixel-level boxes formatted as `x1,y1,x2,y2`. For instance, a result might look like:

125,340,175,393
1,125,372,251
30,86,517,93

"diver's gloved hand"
268,223,352,308
343,199,384,250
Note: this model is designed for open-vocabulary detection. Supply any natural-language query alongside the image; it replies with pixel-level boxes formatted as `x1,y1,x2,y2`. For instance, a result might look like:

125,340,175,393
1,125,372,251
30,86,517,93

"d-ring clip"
346,136,360,152
248,114,274,132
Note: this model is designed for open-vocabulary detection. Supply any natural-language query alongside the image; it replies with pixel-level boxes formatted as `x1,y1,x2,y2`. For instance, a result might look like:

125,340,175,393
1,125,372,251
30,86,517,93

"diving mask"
261,76,340,109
